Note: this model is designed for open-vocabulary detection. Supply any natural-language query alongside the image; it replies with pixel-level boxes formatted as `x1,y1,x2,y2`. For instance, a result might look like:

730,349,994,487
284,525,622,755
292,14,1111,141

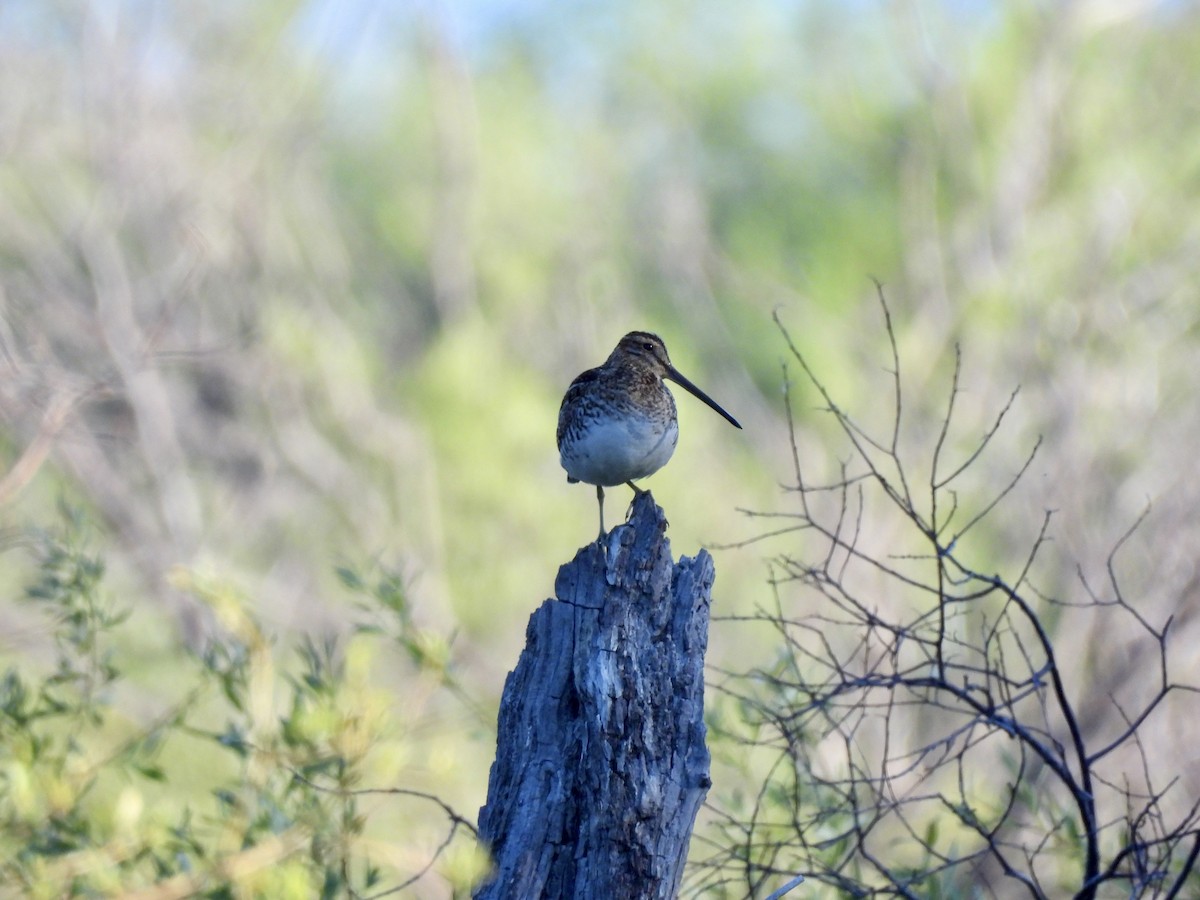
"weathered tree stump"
476,491,713,900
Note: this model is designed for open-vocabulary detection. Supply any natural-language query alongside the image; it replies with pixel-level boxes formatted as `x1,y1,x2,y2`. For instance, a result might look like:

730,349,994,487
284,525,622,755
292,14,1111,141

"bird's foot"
622,481,649,526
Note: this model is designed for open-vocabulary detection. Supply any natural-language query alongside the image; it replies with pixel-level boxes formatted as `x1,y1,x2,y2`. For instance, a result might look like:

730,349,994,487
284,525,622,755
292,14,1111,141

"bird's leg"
596,484,606,543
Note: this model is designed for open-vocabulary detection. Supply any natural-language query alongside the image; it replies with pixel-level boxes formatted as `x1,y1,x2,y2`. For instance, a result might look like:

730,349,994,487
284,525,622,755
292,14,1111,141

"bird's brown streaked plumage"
557,331,741,542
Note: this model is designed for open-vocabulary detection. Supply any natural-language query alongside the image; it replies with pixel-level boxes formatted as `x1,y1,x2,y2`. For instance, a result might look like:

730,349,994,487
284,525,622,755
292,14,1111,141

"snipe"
557,331,742,541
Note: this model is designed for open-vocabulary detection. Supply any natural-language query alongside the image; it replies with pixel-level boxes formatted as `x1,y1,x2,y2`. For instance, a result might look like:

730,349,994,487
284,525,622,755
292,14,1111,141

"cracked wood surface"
476,492,713,900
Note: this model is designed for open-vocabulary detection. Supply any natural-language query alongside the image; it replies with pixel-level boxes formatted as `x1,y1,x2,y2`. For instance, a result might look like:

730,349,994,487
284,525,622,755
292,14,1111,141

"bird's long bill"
666,367,743,429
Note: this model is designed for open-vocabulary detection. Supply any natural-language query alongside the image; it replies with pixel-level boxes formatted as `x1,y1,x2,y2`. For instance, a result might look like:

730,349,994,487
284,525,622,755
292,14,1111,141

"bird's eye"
642,342,655,351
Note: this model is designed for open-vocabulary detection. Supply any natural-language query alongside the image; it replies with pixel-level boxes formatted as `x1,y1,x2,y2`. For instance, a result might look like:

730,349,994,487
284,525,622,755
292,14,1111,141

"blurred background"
1,0,1199,894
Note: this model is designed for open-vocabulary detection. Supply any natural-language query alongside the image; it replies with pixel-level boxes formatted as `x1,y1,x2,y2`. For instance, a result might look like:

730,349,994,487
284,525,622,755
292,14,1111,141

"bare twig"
695,293,1200,899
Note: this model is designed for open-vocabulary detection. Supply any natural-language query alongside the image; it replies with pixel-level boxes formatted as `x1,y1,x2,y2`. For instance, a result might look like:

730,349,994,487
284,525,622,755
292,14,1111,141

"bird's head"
610,331,674,375
608,331,742,429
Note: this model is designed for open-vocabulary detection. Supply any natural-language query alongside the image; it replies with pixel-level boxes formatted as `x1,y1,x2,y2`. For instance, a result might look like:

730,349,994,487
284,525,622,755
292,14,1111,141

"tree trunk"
476,491,713,900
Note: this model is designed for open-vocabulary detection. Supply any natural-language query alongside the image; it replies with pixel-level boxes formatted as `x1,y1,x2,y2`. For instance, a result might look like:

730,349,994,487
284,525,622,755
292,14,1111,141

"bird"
556,331,742,542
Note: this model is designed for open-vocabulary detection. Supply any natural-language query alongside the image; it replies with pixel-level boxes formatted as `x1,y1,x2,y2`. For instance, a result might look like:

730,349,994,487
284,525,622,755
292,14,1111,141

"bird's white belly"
561,416,679,487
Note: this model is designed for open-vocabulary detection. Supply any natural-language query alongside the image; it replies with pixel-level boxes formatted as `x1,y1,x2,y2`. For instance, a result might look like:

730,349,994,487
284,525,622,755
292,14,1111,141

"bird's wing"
556,366,601,447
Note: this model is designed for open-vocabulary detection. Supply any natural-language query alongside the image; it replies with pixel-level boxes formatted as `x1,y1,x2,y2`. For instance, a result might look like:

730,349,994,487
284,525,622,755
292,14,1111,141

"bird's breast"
559,412,679,487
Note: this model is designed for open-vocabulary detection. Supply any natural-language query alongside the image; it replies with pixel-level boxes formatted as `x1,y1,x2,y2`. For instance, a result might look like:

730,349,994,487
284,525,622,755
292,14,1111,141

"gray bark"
476,491,713,900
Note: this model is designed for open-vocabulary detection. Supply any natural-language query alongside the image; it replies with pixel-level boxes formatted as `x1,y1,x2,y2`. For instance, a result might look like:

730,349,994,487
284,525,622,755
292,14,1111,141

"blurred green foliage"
1,0,1199,895
0,514,484,897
